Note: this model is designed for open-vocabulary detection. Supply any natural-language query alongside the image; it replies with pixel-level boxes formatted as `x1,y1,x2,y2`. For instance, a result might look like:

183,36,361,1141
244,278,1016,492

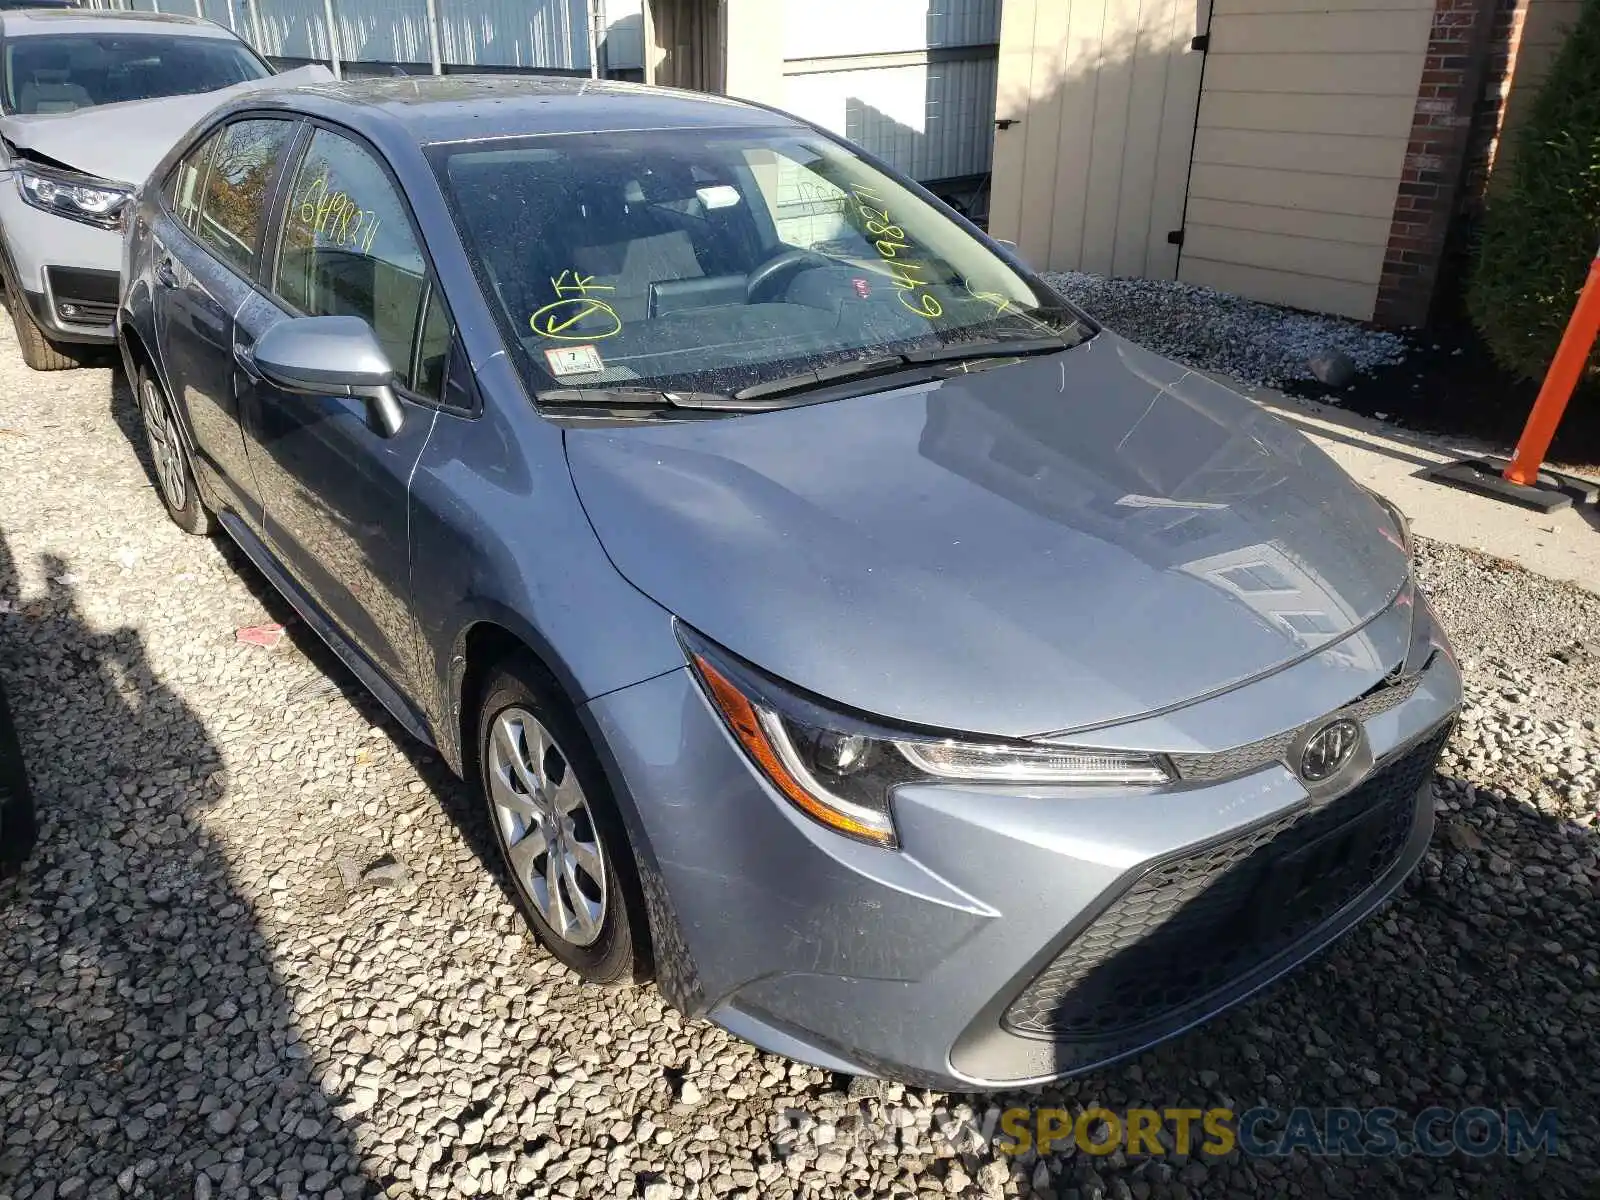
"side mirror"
251,315,405,438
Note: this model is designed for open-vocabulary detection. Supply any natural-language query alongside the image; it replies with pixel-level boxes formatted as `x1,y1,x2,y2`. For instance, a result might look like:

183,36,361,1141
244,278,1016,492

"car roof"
0,9,236,37
233,75,806,146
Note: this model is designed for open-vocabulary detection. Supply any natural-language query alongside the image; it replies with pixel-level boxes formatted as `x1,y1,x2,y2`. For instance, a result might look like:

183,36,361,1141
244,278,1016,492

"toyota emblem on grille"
1300,719,1361,782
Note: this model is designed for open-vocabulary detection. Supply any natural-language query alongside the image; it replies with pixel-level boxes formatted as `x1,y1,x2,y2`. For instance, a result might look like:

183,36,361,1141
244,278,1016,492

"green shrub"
1468,0,1600,382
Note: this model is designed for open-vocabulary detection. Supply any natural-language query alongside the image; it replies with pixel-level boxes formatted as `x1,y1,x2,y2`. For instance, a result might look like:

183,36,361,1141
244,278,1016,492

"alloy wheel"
487,707,608,946
139,377,187,513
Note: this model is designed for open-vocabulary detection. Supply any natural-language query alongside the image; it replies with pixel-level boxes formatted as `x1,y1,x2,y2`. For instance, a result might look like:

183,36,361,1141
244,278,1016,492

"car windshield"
2,33,269,114
429,126,1090,402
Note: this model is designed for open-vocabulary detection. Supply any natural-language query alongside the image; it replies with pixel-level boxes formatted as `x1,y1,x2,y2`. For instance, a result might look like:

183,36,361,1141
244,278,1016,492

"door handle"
995,118,1019,130
155,259,178,289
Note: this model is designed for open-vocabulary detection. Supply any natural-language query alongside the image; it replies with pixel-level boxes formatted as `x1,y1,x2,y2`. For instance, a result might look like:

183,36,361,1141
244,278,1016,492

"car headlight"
17,167,131,230
679,625,1171,848
1369,489,1413,558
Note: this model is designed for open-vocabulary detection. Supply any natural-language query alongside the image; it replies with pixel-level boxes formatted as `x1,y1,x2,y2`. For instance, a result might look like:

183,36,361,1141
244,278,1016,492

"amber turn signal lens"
690,652,897,847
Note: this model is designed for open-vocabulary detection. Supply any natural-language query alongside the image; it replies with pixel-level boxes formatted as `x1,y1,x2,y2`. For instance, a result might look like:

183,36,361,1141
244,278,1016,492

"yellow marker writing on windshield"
531,270,622,340
849,187,943,320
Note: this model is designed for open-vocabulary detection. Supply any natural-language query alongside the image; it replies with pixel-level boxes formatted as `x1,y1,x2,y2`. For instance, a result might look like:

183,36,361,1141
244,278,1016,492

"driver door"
236,125,452,699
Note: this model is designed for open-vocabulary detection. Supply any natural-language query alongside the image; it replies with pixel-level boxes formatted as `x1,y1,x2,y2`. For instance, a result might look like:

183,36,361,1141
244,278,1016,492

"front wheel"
8,287,80,371
476,655,650,984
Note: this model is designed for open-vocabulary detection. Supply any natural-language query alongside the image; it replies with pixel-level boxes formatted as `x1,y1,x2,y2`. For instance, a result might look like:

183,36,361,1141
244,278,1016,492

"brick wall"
1373,0,1499,326
1461,0,1528,209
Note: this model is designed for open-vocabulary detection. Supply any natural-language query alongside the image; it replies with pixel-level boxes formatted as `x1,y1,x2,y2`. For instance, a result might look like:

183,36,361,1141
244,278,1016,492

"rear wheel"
8,287,79,372
476,655,649,984
137,366,215,536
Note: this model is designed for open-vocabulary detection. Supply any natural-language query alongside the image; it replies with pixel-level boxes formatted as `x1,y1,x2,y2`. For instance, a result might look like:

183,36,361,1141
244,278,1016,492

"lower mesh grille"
1003,725,1450,1040
46,266,118,327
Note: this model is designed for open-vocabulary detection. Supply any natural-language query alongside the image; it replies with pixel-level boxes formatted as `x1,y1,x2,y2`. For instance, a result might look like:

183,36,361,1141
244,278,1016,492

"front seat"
569,186,707,322
18,70,92,114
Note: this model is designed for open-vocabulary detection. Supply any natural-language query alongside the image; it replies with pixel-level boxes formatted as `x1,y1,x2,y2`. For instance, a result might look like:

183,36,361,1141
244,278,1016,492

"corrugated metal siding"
202,0,240,34
95,0,590,71
253,0,334,61
601,0,644,70
782,0,1000,184
785,56,996,181
785,0,998,59
334,0,433,64
437,0,588,70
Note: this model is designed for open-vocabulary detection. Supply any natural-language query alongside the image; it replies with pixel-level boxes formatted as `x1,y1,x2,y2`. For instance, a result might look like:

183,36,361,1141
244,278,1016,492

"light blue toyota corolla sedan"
119,76,1462,1089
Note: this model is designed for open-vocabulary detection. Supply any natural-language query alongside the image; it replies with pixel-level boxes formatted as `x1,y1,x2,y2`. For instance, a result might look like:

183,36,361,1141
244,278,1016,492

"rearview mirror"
251,315,405,438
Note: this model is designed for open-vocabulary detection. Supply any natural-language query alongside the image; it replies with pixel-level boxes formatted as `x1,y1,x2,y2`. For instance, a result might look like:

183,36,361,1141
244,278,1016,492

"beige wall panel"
1185,196,1393,247
1204,51,1423,97
987,0,1037,246
1145,0,1211,278
1180,256,1377,319
1080,0,1142,276
1500,0,1584,148
1185,224,1386,285
1214,0,1432,12
1044,0,1103,271
1211,9,1433,55
1197,90,1416,139
1193,127,1411,180
991,0,1208,277
1187,162,1405,219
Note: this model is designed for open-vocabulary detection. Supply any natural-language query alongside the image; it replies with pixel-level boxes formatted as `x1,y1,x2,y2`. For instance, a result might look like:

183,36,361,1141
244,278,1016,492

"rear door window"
165,132,219,232
271,127,445,399
195,118,298,277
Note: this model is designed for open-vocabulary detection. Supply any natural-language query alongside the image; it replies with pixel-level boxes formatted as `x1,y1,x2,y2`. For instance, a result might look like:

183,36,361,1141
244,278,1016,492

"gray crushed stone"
1046,270,1410,388
0,324,1595,1199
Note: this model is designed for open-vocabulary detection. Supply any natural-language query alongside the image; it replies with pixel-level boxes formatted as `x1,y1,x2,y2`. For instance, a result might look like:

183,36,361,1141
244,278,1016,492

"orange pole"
1503,242,1600,487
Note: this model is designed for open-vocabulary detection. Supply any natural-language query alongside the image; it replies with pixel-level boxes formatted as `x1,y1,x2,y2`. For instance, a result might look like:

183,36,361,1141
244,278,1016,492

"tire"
136,365,216,536
476,654,650,984
9,289,79,371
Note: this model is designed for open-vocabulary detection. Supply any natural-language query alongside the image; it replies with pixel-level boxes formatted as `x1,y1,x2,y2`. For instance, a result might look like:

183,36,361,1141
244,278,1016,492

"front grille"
1168,671,1424,784
1003,724,1450,1040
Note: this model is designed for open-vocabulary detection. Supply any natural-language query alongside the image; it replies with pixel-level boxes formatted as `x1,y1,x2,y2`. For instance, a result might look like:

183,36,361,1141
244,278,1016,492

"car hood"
564,333,1410,738
0,65,333,186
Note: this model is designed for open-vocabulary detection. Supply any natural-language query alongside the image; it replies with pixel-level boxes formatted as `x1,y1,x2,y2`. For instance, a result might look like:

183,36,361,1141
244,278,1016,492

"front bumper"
587,595,1462,1090
0,183,121,344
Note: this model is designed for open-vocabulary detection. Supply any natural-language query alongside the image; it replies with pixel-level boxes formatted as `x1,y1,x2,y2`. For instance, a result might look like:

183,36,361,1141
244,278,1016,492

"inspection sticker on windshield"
544,344,605,377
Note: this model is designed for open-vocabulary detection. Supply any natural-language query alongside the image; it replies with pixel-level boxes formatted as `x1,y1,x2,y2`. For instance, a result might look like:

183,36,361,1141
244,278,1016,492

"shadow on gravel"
0,526,377,1196
106,370,518,948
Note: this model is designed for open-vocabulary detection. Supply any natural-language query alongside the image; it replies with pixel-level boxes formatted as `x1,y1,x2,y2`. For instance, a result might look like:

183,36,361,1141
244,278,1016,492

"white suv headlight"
17,167,131,231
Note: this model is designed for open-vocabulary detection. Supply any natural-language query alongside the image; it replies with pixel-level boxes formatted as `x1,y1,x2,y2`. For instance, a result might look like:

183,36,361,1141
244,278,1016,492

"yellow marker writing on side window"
296,168,380,253
530,270,622,340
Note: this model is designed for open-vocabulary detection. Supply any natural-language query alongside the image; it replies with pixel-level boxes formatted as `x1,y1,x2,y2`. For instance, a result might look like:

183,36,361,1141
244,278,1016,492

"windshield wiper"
903,335,1072,365
537,386,753,412
731,354,911,402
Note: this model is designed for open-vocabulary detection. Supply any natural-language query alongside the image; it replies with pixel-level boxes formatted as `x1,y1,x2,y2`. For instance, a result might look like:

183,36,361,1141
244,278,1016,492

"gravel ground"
1045,271,1410,389
1,324,1597,1200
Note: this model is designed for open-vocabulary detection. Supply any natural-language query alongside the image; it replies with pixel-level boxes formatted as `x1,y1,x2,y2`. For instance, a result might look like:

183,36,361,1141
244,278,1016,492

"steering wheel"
745,247,830,304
